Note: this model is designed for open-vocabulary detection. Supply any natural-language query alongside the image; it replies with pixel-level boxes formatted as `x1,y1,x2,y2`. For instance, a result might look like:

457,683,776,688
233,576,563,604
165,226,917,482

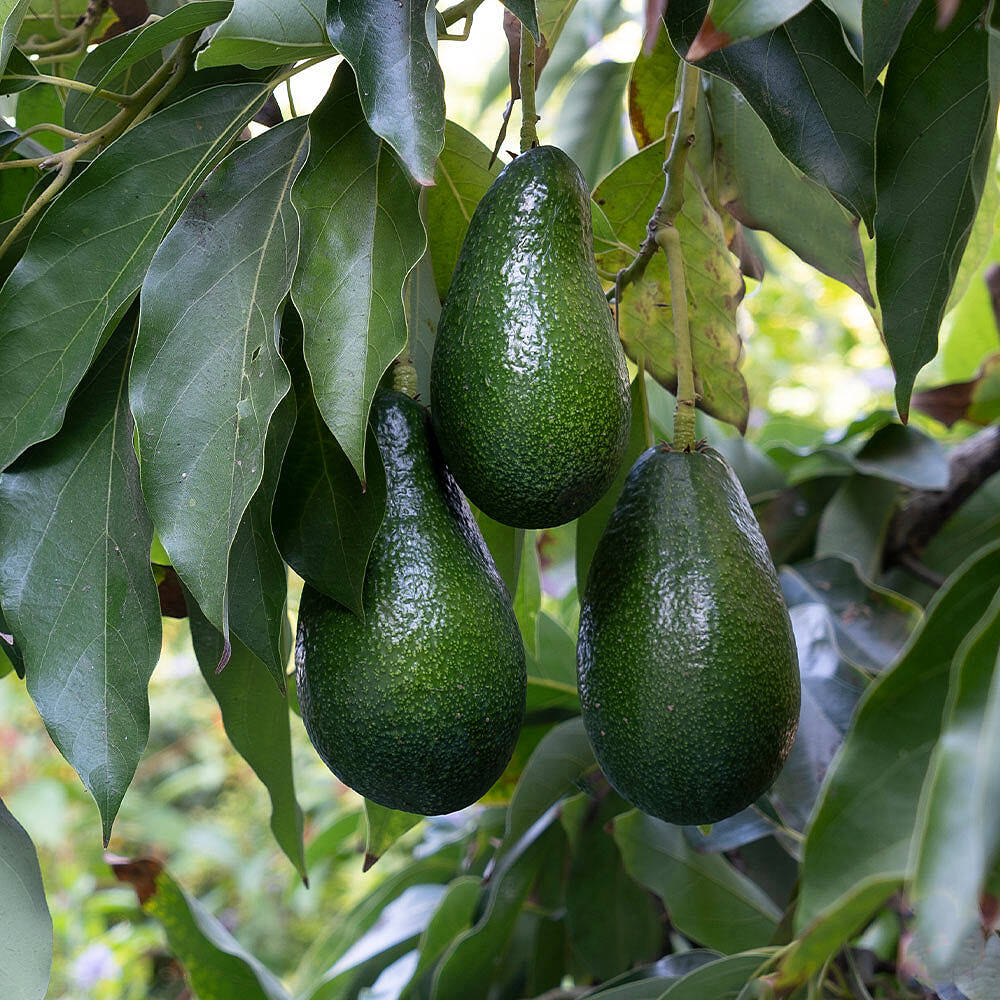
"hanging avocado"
296,390,526,815
578,443,800,826
431,145,631,529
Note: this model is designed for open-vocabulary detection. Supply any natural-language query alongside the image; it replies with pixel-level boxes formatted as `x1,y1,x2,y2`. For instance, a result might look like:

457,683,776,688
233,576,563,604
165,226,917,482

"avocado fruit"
295,389,527,816
430,144,631,529
577,444,800,826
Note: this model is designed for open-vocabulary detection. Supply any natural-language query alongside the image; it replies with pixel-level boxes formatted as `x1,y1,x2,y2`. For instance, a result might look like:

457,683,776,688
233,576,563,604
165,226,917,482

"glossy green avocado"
430,144,631,529
577,444,800,826
295,390,526,816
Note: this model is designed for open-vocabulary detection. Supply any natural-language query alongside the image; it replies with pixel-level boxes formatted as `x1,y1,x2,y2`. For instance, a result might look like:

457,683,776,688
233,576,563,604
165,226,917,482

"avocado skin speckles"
295,390,526,816
431,145,631,529
578,445,800,826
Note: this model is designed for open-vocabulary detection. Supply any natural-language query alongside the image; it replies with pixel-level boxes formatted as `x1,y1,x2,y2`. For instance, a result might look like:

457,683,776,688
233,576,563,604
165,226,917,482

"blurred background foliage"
3,0,1000,995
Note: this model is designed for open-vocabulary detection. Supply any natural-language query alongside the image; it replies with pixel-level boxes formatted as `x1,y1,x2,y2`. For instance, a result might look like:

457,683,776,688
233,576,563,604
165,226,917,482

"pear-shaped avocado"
430,145,631,529
295,390,526,816
577,444,800,826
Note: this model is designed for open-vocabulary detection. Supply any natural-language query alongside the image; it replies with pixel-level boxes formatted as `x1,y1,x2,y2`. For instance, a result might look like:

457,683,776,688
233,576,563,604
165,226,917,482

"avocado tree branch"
884,425,1000,572
609,61,700,310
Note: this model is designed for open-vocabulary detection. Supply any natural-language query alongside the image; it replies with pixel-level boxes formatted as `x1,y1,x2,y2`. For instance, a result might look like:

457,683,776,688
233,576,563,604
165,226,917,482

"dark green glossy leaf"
472,507,522,598
64,30,161,138
132,118,307,660
427,121,500,300
398,877,481,999
860,0,920,91
226,391,295,687
815,474,899,579
0,324,161,844
273,307,387,615
0,602,24,678
71,1,232,124
587,951,723,997
112,859,292,999
613,811,781,953
687,0,812,60
666,0,878,227
797,541,1000,929
709,78,873,304
514,531,541,657
660,949,778,999
290,63,425,480
363,801,422,871
562,791,660,979
627,21,678,148
430,825,562,1000
0,82,271,473
197,0,333,68
781,556,921,673
594,146,748,431
188,603,306,880
0,0,29,78
0,797,52,1000
0,46,37,94
325,0,444,184
526,610,579,715
910,590,1000,975
577,371,650,594
552,59,630,188
874,1,999,418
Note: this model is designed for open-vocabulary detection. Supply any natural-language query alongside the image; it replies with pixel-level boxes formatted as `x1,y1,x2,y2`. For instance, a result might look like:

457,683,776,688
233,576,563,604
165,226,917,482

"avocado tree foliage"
2,0,1000,996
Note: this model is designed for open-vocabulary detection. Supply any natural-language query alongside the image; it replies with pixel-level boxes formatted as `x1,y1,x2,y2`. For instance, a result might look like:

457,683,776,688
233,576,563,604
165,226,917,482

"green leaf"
910,590,1000,974
594,147,748,432
188,602,306,881
514,531,541,658
500,0,539,39
563,792,660,979
815,474,899,579
780,556,921,673
0,603,24,679
111,858,292,999
363,801,422,871
666,0,878,227
686,0,812,60
797,541,1000,929
197,0,334,68
0,0,29,78
430,824,562,1000
226,390,295,687
132,118,307,661
536,0,579,52
613,811,781,953
325,0,445,184
526,612,579,715
552,59,630,188
627,21,678,149
660,950,778,1000
773,876,898,989
874,2,999,419
290,63,425,480
473,507,522,599
64,30,161,138
0,323,161,844
427,121,500,300
273,307,387,615
860,0,920,92
399,876,480,999
577,371,649,594
0,797,52,1000
405,245,440,395
72,1,233,124
709,78,872,304
0,46,38,94
0,81,271,473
